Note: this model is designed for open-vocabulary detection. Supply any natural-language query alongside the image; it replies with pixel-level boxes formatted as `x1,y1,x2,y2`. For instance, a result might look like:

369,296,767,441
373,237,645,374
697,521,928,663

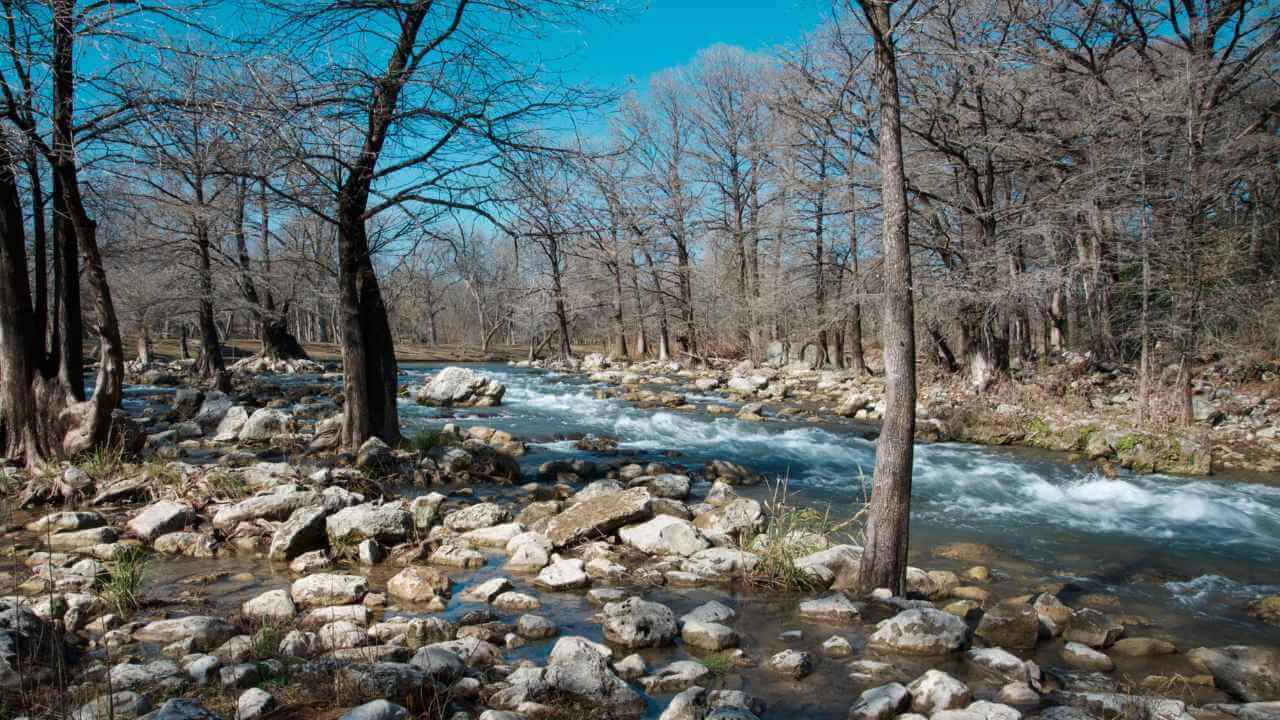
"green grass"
76,444,124,479
695,651,734,676
205,471,249,500
739,473,866,591
1025,416,1052,439
100,546,150,618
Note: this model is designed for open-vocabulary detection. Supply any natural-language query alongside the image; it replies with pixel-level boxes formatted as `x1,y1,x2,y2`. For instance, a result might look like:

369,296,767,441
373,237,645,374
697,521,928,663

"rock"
682,620,739,650
868,608,970,655
933,701,1022,720
137,699,222,720
768,649,815,679
544,636,645,714
461,522,524,548
837,392,874,417
337,662,440,711
73,691,153,720
409,646,466,684
1111,637,1176,656
534,558,589,590
184,655,221,685
212,484,358,530
967,648,1038,685
237,688,275,720
1188,646,1280,702
1032,593,1072,636
976,601,1040,650
1064,609,1123,648
356,437,393,468
823,635,854,657
213,406,249,442
153,532,217,558
1061,641,1115,672
619,515,709,557
241,589,297,624
457,577,511,604
410,493,445,530
429,543,485,569
692,498,765,536
544,489,652,548
602,597,677,648
799,594,862,624
239,408,291,441
909,670,972,715
357,539,384,565
848,683,911,720
681,547,761,581
127,501,196,541
108,659,185,692
646,473,692,499
444,502,511,531
386,567,451,604
515,614,558,640
266,502,327,558
316,620,367,651
192,391,234,429
133,616,238,651
996,683,1039,706
290,574,369,608
641,660,712,693
48,526,117,551
26,511,105,533
338,700,410,720
416,367,506,407
1248,596,1280,625
326,503,413,545
290,550,332,574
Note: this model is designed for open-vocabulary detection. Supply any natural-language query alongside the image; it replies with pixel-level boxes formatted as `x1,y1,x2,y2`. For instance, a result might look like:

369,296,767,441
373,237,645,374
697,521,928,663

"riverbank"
2,364,1278,720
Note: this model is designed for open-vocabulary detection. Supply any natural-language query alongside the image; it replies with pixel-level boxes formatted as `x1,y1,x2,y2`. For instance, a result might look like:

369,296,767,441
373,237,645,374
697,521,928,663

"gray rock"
239,408,291,441
868,608,970,655
976,602,1040,650
415,367,505,407
516,614,558,640
1188,646,1280,702
127,501,196,542
241,589,297,624
386,567,451,604
692,498,765,536
641,660,711,693
602,597,677,648
799,594,862,624
769,649,816,679
534,558,589,591
193,391,234,429
73,691,152,720
212,406,249,442
237,688,276,720
682,620,738,650
849,683,912,720
268,506,329,561
326,503,412,545
133,616,238,651
1063,609,1123,648
544,489,653,548
290,574,369,608
544,636,645,714
138,699,222,720
909,670,972,715
338,700,410,720
1061,641,1114,672
619,515,708,557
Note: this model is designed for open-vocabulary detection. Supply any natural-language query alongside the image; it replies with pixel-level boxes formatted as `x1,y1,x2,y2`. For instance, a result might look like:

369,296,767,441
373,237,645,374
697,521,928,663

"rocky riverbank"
2,366,1279,720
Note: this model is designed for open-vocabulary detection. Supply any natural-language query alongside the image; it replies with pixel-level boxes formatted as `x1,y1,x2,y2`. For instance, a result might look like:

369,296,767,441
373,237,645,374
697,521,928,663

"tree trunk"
610,253,628,358
136,328,153,365
192,219,226,379
856,0,917,598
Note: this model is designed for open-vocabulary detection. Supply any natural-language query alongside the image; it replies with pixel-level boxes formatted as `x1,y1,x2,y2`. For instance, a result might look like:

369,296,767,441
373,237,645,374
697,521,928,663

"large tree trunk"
856,0,917,598
338,203,401,450
192,219,226,380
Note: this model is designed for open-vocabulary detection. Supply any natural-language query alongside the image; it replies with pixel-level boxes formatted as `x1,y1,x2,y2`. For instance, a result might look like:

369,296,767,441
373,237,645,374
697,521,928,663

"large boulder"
1188,646,1280,702
238,408,291,441
619,515,709,557
325,503,412,545
693,498,765,536
867,608,970,655
133,616,239,651
290,574,369,608
268,507,328,561
545,636,645,715
212,485,359,530
387,567,452,605
128,501,197,542
192,391,234,429
415,367,505,407
602,597,678,648
975,601,1040,650
544,489,652,549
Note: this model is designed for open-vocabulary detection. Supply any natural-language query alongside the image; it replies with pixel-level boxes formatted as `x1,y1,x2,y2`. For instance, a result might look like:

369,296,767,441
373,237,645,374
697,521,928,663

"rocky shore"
1,363,1278,720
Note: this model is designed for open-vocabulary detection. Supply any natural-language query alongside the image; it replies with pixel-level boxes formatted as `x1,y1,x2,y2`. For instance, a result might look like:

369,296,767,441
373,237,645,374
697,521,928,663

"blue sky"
554,0,830,89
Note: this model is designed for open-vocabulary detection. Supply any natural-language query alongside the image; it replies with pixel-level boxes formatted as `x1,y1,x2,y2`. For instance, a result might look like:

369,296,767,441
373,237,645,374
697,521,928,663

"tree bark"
856,0,917,598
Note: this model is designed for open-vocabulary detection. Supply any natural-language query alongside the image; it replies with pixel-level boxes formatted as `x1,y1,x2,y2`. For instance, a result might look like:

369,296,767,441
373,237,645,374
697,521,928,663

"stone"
516,614,558,640
290,574,369,608
108,660,185,692
326,503,413,545
241,589,297,624
458,577,511,603
1032,593,1072,636
683,600,736,624
338,700,410,720
544,489,653,548
681,547,761,581
316,620,367,651
212,484,358,529
461,522,524,548
799,594,862,624
602,597,677,648
933,701,1022,720
237,688,276,720
641,660,711,693
1188,646,1280,702
193,391,234,429
184,654,221,685
996,683,1039,706
48,527,117,551
416,367,506,407
909,670,973,715
848,683,911,720
213,406,249,442
410,493,445,530
868,608,970,655
823,635,854,657
646,473,692,499
386,567,451,604
126,499,194,538
544,636,645,714
1061,641,1114,672
153,532,217,558
26,511,105,533
967,648,1038,685
239,408,291,441
133,616,238,651
443,502,511,532
493,591,541,610
1064,609,1123,648
409,647,466,684
682,620,739,650
619,515,709,557
534,558,589,591
976,602,1040,650
692,498,765,536
137,699,221,720
1111,637,1176,656
768,649,815,679
357,539,384,565
356,437,393,468
429,544,485,569
268,506,328,561
73,691,152,720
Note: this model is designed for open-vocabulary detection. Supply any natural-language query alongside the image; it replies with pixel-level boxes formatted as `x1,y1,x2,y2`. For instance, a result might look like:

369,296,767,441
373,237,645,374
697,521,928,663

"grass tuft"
739,473,866,591
100,546,150,618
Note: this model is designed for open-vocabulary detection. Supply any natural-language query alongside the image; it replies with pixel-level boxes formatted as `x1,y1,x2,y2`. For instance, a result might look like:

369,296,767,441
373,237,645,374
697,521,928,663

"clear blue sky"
556,0,831,89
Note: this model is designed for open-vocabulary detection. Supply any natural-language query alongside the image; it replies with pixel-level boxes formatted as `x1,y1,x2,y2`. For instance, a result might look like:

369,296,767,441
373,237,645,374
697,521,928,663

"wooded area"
2,0,1278,461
